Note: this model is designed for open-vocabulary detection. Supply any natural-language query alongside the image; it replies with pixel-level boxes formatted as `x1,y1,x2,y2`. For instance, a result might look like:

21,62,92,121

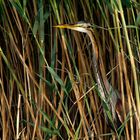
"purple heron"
54,21,123,130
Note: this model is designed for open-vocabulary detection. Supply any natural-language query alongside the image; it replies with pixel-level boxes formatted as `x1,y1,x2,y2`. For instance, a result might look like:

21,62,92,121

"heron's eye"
76,21,91,28
83,23,91,28
80,23,91,28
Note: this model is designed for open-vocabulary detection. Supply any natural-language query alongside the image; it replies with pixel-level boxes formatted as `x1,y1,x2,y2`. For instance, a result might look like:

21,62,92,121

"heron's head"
54,21,91,33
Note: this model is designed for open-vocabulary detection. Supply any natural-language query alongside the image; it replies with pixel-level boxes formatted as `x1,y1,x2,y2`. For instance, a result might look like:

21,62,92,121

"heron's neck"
86,29,118,121
86,30,107,100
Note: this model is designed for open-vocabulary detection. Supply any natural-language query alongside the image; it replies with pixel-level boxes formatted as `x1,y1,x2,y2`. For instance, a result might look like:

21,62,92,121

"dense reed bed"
0,0,140,139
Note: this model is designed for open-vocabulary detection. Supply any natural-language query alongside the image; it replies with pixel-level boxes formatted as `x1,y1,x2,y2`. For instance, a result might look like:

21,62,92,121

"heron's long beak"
54,24,76,29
